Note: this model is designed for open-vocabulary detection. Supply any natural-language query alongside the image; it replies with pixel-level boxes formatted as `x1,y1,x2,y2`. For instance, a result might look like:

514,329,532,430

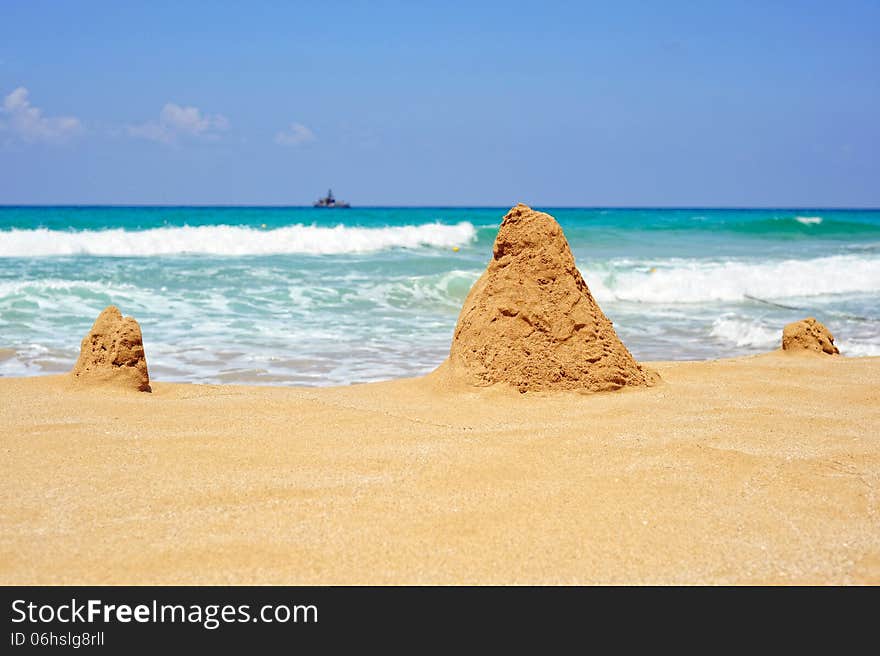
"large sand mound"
782,317,839,355
71,306,151,391
446,204,654,392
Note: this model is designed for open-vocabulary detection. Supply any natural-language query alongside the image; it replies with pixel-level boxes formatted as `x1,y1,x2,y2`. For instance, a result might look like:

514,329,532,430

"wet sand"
1,352,878,584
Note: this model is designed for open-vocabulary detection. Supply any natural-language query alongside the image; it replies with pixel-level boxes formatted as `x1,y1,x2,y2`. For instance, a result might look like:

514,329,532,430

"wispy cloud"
127,103,229,144
274,122,316,146
0,87,83,143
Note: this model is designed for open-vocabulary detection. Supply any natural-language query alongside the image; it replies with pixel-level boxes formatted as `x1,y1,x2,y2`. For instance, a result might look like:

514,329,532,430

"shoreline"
2,351,878,584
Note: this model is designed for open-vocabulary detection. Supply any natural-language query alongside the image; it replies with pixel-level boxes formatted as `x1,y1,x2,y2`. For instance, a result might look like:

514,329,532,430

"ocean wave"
837,341,880,357
0,222,477,257
701,215,878,237
0,279,139,295
365,270,481,310
709,317,778,348
588,254,880,303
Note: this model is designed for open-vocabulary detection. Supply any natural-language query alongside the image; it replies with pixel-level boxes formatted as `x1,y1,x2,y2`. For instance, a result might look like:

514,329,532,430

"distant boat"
313,189,350,208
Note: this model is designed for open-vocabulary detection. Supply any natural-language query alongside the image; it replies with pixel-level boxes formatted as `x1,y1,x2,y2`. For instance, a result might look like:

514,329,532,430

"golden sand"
1,351,878,584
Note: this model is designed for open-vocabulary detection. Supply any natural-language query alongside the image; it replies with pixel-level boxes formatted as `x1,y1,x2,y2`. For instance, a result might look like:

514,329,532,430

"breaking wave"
588,254,880,303
0,222,477,257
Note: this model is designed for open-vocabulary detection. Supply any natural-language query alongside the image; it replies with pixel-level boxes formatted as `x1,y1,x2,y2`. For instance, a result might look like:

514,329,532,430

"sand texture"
782,317,840,355
71,306,151,392
447,205,652,392
1,352,878,585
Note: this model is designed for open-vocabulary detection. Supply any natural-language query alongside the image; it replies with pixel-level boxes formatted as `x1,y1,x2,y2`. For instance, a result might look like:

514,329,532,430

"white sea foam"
709,317,778,348
0,279,138,295
364,270,481,310
588,254,880,303
837,340,880,357
0,222,477,257
795,216,823,225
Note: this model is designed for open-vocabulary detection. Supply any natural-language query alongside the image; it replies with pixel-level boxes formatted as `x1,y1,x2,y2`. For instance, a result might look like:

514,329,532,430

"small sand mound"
446,203,654,392
71,306,151,391
782,317,839,355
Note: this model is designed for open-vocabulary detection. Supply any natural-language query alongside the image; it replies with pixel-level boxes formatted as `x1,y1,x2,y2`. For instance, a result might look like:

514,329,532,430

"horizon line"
2,204,879,211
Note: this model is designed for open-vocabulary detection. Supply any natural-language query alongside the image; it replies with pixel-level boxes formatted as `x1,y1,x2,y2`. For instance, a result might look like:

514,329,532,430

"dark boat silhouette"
313,189,350,208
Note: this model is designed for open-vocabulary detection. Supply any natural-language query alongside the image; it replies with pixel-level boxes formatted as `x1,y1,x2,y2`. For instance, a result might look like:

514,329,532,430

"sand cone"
782,317,839,355
446,204,654,392
71,306,151,391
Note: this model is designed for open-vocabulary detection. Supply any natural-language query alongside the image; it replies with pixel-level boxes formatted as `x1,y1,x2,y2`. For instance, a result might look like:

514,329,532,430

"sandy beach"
3,9,880,649
2,351,878,585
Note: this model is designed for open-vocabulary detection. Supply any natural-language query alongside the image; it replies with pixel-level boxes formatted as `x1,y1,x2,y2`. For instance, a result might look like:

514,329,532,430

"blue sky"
0,1,877,206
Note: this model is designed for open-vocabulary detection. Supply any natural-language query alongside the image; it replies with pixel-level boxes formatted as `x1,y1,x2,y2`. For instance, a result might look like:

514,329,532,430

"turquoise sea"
1,206,879,385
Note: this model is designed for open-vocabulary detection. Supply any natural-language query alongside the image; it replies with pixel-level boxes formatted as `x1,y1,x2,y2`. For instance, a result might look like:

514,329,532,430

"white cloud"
0,87,83,143
127,102,229,144
274,122,316,146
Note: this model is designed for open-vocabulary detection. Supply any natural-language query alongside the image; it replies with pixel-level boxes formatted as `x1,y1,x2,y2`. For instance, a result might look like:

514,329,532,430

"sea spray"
0,222,477,257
